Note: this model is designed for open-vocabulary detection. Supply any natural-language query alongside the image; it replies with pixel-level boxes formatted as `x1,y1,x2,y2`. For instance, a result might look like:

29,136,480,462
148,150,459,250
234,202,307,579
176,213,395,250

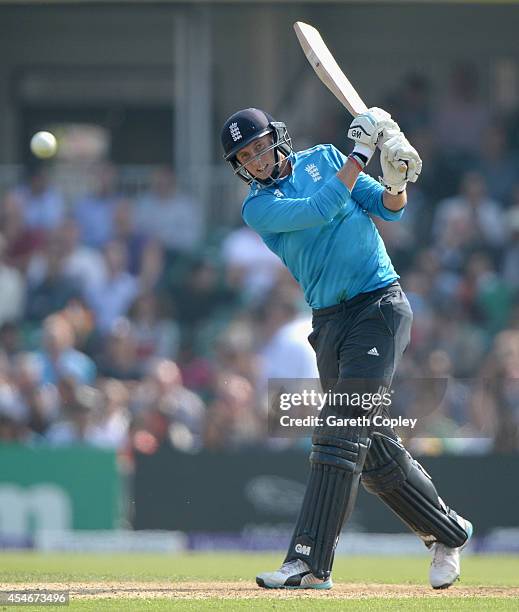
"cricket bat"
294,21,406,172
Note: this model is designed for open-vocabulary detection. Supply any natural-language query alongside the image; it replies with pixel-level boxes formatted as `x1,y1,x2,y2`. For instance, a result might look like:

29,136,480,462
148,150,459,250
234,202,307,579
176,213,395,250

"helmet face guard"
221,109,293,186
229,123,292,186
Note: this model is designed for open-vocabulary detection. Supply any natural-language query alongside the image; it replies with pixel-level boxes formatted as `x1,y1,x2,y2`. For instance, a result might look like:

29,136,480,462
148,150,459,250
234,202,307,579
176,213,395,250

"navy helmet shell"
221,108,293,186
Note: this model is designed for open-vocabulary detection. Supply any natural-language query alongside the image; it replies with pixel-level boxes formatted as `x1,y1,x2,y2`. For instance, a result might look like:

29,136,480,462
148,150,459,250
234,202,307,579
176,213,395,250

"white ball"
30,131,58,159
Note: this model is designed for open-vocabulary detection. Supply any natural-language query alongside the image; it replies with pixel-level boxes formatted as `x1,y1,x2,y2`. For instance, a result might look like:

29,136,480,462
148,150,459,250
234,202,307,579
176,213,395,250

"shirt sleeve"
326,144,348,171
242,175,351,233
352,172,405,222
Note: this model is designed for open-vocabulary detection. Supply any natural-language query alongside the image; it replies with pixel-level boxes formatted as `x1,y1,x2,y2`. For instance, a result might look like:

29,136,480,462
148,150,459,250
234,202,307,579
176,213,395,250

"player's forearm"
336,157,362,191
382,189,407,211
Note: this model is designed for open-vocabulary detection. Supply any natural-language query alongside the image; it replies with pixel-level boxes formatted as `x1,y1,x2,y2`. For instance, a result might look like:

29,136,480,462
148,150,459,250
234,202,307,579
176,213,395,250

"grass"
1,552,518,585
0,552,517,611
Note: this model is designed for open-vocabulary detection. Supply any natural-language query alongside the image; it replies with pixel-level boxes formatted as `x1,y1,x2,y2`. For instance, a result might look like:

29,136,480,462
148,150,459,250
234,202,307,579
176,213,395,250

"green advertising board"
0,445,120,537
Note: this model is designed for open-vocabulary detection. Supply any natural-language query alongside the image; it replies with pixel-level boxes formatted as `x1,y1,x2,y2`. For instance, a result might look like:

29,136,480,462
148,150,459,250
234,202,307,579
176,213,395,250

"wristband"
350,142,374,169
348,154,364,172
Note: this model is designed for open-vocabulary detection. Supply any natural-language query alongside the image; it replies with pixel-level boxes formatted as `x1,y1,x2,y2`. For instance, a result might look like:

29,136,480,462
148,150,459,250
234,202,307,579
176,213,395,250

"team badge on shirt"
305,163,322,182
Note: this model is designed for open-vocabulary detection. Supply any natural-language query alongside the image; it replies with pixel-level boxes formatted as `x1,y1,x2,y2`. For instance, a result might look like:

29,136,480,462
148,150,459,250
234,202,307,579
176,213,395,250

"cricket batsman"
221,107,473,590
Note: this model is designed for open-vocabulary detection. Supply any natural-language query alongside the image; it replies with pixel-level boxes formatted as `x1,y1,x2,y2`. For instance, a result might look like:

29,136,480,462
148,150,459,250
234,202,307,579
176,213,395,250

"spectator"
400,268,436,351
135,166,204,254
134,358,206,452
502,204,519,291
9,168,65,233
28,219,106,297
113,199,147,276
434,62,490,155
45,377,101,445
423,311,486,379
459,252,514,336
204,372,260,450
84,240,139,333
88,378,131,449
128,293,180,361
0,351,31,440
0,414,23,442
0,322,22,362
173,257,239,341
34,314,96,386
256,293,318,390
60,298,98,357
222,225,284,301
176,340,215,397
1,191,46,273
386,73,432,134
97,318,142,381
213,317,259,385
432,63,490,197
0,233,25,326
74,162,120,248
477,329,519,451
11,352,58,435
139,240,167,294
433,171,505,254
477,122,519,204
25,239,81,322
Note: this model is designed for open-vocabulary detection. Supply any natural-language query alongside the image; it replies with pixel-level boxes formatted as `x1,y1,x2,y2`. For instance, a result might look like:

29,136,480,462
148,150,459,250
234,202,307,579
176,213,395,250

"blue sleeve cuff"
378,194,405,221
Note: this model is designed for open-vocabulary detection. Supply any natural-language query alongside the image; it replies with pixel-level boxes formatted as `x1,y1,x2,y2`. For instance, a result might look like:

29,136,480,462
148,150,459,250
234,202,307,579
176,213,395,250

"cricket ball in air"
30,131,58,159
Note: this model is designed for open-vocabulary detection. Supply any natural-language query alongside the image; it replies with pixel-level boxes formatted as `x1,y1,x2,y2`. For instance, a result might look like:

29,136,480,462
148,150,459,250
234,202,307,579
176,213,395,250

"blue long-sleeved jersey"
242,144,403,309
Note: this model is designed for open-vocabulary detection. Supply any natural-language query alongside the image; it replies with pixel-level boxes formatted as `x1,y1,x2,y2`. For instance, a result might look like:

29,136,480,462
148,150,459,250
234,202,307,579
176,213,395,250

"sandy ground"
2,582,519,600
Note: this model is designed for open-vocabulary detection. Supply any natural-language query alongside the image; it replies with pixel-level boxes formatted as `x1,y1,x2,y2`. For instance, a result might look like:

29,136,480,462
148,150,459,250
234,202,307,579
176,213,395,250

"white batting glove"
379,133,422,195
348,107,400,169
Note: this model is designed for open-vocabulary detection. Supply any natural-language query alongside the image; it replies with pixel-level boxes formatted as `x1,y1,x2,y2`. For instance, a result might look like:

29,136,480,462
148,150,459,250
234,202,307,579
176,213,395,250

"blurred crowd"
0,63,518,455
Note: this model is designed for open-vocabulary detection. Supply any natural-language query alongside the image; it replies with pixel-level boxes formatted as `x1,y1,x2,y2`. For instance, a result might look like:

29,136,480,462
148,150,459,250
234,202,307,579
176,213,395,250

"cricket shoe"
256,559,333,589
429,518,474,589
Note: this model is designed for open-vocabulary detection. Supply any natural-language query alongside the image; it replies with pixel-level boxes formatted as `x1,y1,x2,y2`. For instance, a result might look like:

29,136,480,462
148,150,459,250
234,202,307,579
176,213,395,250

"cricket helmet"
221,108,292,186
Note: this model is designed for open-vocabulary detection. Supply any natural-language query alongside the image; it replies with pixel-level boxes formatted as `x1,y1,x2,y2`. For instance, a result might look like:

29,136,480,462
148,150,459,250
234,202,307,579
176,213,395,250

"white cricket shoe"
429,519,473,589
256,559,333,589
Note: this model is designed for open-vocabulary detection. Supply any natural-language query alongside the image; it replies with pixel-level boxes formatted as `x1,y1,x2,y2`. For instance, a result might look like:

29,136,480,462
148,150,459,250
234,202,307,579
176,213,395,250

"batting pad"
285,429,370,579
362,433,469,548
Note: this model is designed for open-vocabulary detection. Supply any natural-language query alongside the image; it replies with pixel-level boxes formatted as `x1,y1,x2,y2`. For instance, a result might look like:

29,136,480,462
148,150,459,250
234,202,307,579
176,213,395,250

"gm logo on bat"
295,543,312,555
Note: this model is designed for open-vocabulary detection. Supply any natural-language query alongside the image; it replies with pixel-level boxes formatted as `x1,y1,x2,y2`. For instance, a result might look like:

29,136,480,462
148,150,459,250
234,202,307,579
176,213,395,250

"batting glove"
348,107,400,169
379,132,422,195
